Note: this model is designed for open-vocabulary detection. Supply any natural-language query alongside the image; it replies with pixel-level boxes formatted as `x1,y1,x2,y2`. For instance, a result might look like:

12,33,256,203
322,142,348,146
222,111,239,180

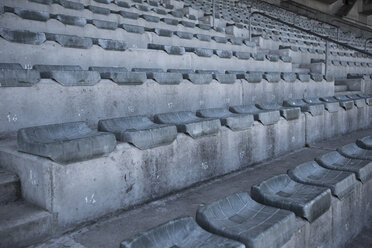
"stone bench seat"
316,151,372,183
132,68,183,84
196,108,254,131
98,116,177,149
356,136,372,150
251,174,331,222
17,121,116,163
333,96,355,110
357,94,372,105
306,97,338,112
288,161,357,198
229,105,280,125
154,111,221,138
256,103,300,120
120,217,245,248
338,143,372,160
0,68,40,87
346,95,368,108
88,66,147,85
196,192,296,248
283,99,324,116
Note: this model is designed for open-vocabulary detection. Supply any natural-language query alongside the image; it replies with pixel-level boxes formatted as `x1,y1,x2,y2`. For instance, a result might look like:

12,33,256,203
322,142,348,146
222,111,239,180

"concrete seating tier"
154,111,221,138
196,192,296,248
320,96,354,110
356,136,372,150
120,217,245,248
288,161,357,198
17,121,117,163
304,97,340,113
251,174,331,222
283,99,324,116
256,103,301,120
338,143,372,160
98,116,178,149
196,108,254,131
346,95,368,108
316,151,372,183
229,105,280,125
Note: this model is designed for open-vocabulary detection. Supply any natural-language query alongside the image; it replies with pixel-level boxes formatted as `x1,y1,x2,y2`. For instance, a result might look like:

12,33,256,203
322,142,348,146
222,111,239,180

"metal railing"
246,11,372,76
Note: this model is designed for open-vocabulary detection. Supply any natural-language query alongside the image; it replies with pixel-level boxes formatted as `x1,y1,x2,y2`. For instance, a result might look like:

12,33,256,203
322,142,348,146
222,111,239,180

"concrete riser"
0,181,20,205
0,79,333,136
283,180,372,248
0,117,306,229
305,106,372,144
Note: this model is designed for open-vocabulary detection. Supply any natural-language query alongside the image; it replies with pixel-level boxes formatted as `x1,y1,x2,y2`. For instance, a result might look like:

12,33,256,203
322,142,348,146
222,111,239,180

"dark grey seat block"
230,105,280,125
52,34,93,49
120,10,139,19
357,136,372,150
184,73,213,84
56,14,87,26
47,70,101,86
280,55,292,63
88,5,111,15
310,73,323,82
60,0,85,10
245,72,262,83
0,69,40,87
333,96,354,110
175,31,193,39
196,192,296,248
256,103,300,120
283,99,324,116
91,19,118,30
162,18,178,25
266,54,279,62
213,36,228,43
316,151,372,183
89,67,145,85
297,73,310,82
263,72,280,83
251,174,331,222
17,122,116,163
214,74,236,84
0,63,23,69
0,28,46,45
317,97,341,112
195,34,211,42
252,53,265,61
288,161,357,198
197,108,253,131
120,217,244,248
98,116,177,149
338,143,372,160
154,111,221,138
141,14,160,22
96,39,128,51
153,28,173,37
88,66,127,79
281,72,296,82
122,24,144,34
14,8,50,21
357,94,372,105
346,95,367,108
234,52,251,60
194,48,213,57
215,50,233,59
147,72,182,84
148,44,185,55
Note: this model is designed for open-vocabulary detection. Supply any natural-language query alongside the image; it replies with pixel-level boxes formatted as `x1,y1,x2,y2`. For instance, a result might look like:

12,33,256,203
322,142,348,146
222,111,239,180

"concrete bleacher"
0,0,371,247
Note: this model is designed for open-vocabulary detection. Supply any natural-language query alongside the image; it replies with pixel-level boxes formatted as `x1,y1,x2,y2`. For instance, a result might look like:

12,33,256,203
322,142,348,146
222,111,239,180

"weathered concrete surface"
0,117,305,229
28,129,372,248
0,78,331,137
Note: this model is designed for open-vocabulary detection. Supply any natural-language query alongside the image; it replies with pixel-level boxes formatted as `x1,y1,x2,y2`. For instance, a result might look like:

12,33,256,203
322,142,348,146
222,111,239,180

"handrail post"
325,40,329,78
212,0,215,29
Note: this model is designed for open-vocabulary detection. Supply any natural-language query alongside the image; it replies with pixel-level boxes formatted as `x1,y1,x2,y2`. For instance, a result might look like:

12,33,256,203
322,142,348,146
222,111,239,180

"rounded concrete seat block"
0,69,40,87
48,70,101,86
214,74,236,84
120,10,139,20
60,0,85,10
357,136,372,150
310,73,323,82
194,48,213,57
0,28,46,45
316,151,372,183
106,71,146,85
318,97,341,112
52,34,93,49
88,5,111,15
154,111,221,138
175,31,193,39
357,94,372,105
162,18,179,26
215,50,233,59
338,143,372,161
281,72,296,82
56,14,87,26
288,161,357,198
266,54,279,62
256,103,300,120
150,72,183,85
234,52,251,60
297,73,310,82
91,19,118,30
17,122,116,163
245,72,263,83
196,192,296,248
346,95,367,108
98,116,177,149
96,39,128,51
184,73,213,84
230,105,280,125
251,174,331,222
141,14,160,23
283,99,324,116
263,72,280,83
122,24,144,34
120,217,244,248
14,7,50,22
197,108,254,131
88,66,127,79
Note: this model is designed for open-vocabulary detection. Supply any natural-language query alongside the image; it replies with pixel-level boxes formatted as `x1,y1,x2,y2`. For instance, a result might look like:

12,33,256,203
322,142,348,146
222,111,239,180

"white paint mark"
29,170,37,185
201,162,208,169
85,193,96,205
128,105,135,112
239,151,245,159
7,113,17,122
199,100,205,107
167,102,173,109
24,64,32,70
225,98,231,104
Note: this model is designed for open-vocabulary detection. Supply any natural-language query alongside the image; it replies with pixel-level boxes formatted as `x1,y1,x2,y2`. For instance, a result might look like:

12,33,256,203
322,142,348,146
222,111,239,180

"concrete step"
0,201,53,248
292,67,310,73
334,85,348,92
0,168,20,205
334,91,362,96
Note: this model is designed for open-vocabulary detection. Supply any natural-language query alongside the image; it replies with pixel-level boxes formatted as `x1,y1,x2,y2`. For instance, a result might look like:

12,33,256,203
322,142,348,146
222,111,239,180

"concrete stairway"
0,167,52,248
